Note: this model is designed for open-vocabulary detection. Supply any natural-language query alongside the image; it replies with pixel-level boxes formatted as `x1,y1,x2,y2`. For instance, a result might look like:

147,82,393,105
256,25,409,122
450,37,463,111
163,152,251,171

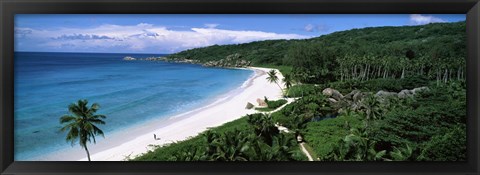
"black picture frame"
1,0,479,174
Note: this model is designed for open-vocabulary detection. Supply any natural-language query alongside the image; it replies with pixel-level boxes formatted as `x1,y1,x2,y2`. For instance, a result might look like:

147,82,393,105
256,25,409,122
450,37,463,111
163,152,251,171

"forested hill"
135,21,467,162
167,21,466,84
167,21,465,65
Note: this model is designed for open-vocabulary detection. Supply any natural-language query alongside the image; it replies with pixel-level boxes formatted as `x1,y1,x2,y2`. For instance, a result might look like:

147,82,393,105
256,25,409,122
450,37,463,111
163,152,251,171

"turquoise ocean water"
14,52,253,160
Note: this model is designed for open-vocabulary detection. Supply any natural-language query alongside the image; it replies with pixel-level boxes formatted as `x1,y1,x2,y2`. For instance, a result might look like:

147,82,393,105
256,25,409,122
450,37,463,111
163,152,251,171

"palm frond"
60,122,80,132
91,114,106,119
88,118,106,125
59,115,77,124
83,122,94,132
89,103,100,113
91,124,105,138
65,127,80,146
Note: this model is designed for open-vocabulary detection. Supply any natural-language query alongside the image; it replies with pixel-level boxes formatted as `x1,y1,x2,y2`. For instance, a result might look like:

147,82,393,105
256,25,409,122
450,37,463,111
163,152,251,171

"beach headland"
67,66,284,161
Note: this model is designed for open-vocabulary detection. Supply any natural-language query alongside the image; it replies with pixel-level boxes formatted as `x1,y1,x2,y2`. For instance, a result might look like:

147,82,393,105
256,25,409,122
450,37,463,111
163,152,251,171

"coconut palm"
203,130,220,156
247,113,279,145
342,128,369,160
212,130,252,161
59,99,106,161
358,94,383,127
266,69,283,92
338,108,362,129
169,148,207,161
271,134,297,160
366,142,387,161
249,134,296,161
341,127,386,161
282,73,294,97
294,71,308,84
390,144,413,161
249,138,276,161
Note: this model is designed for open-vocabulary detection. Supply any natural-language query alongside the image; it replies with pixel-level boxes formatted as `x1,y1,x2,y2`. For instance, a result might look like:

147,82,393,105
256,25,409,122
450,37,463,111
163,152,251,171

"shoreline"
40,66,284,161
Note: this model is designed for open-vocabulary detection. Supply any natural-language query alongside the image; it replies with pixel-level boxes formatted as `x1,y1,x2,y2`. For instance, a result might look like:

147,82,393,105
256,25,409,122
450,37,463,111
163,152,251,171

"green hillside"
168,21,466,84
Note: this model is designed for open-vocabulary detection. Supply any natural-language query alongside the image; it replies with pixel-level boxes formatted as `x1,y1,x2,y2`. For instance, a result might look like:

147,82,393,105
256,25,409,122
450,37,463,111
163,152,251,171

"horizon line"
14,51,171,55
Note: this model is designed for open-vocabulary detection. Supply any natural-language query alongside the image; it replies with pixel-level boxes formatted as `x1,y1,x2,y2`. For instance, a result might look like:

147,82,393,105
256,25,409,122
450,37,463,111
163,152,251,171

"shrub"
287,84,319,97
303,114,363,159
267,99,288,109
417,125,466,161
327,77,431,94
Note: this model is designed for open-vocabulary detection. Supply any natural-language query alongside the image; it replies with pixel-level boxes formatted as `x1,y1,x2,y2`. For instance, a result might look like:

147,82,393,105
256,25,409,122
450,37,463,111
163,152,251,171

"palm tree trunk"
275,82,284,96
377,66,381,78
85,146,91,161
352,67,355,79
461,67,464,80
401,68,405,79
363,64,367,80
353,64,358,78
457,67,460,80
365,64,370,80
444,68,448,83
341,69,344,82
436,69,440,86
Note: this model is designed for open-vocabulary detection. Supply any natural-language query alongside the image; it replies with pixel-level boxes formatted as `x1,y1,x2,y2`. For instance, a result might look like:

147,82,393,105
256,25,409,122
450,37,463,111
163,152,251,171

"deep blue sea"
14,52,253,160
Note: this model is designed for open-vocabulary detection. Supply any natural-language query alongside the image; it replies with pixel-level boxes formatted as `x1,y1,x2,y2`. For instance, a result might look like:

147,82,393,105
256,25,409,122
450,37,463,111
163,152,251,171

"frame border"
1,0,479,175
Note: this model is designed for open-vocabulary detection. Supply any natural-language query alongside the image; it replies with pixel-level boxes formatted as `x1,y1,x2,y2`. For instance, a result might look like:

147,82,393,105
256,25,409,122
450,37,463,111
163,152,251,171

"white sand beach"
52,67,285,161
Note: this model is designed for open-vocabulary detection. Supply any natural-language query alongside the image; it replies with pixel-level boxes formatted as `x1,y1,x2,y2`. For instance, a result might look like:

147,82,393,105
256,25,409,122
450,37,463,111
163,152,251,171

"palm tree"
249,134,296,161
341,127,386,161
266,69,283,92
282,73,294,97
203,130,220,157
169,148,207,161
249,138,276,161
271,134,297,160
212,130,252,161
390,144,413,161
294,71,308,84
59,99,106,161
358,94,382,127
293,115,309,131
247,113,279,145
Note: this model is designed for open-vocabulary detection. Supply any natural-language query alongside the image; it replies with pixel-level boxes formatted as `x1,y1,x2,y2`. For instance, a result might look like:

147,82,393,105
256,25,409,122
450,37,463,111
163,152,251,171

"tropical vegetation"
133,21,466,161
59,99,107,161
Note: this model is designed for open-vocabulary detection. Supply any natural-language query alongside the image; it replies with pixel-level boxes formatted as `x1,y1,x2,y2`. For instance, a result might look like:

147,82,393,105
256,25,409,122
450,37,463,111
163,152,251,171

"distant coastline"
122,54,252,68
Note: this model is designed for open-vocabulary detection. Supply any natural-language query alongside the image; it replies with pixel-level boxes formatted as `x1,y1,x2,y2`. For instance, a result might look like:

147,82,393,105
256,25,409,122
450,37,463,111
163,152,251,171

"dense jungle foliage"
135,21,466,161
168,21,466,84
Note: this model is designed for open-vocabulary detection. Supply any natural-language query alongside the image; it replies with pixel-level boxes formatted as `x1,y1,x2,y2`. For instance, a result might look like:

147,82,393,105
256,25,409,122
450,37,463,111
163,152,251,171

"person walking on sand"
154,134,161,140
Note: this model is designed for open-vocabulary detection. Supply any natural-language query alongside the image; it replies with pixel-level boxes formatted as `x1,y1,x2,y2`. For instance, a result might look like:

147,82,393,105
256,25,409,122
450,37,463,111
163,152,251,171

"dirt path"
266,98,297,114
260,98,315,161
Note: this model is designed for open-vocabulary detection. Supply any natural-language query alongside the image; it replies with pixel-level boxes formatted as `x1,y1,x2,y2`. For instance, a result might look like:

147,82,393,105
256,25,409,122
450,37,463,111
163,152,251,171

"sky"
14,14,465,54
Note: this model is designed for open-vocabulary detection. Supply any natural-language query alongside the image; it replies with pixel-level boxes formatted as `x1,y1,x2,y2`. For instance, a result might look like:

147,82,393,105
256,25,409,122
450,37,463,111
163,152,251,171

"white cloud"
204,23,219,28
304,24,330,33
410,14,446,25
304,24,315,32
16,23,311,53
